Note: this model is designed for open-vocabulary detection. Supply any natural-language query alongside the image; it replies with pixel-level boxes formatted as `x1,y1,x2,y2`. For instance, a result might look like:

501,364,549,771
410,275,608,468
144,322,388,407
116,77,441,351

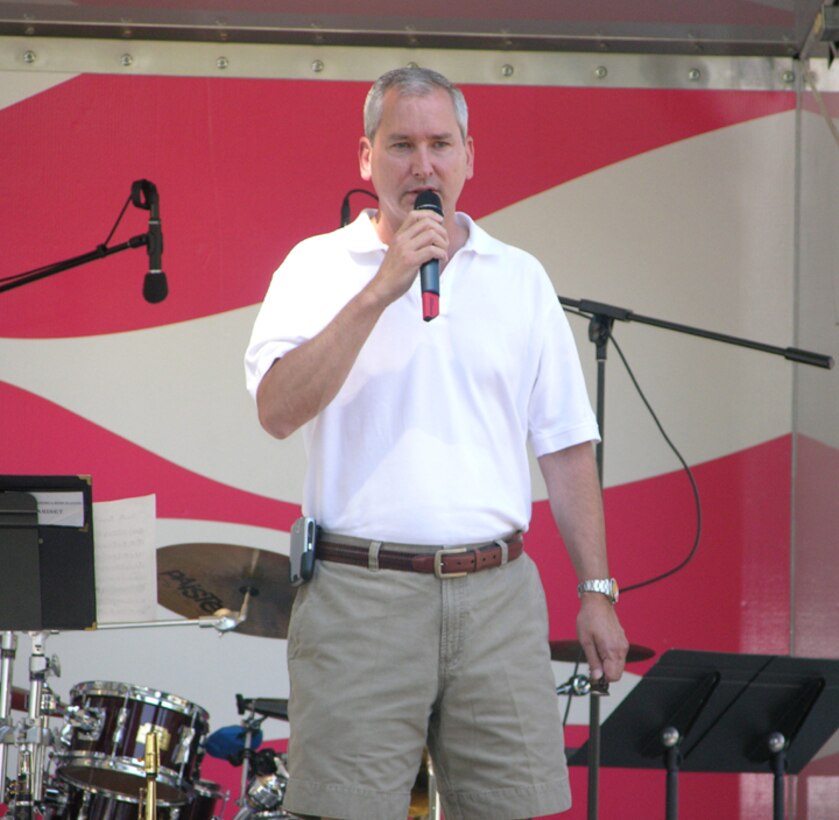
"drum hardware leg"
237,716,263,810
0,631,19,797
78,785,92,820
22,631,61,810
11,748,34,820
217,786,232,819
425,754,442,820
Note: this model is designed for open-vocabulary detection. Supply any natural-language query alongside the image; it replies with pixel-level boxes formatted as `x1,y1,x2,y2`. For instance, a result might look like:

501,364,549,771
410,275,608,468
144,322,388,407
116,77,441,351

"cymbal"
157,543,296,639
549,640,655,664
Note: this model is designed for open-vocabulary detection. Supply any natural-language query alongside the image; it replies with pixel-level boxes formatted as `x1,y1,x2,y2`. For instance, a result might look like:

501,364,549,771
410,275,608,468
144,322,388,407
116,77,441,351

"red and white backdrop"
1,52,838,818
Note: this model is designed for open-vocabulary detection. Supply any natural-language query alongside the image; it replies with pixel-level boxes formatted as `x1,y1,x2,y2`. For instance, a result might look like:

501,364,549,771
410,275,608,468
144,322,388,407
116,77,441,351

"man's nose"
412,145,433,177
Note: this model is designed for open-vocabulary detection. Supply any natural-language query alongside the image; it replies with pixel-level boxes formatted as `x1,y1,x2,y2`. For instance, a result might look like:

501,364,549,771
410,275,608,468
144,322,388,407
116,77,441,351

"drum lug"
112,705,127,747
173,725,195,765
62,704,105,742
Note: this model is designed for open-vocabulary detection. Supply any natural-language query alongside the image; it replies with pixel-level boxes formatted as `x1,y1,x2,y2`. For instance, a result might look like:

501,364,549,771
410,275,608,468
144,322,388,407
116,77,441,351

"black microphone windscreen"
414,190,442,215
143,271,168,303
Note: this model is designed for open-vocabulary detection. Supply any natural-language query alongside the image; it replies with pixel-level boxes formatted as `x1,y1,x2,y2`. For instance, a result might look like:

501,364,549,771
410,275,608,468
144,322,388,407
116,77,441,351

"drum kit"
0,543,304,820
1,541,655,820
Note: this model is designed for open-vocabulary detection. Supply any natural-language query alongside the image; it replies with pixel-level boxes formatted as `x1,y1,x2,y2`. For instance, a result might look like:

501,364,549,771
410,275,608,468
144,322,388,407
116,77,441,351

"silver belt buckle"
434,546,468,579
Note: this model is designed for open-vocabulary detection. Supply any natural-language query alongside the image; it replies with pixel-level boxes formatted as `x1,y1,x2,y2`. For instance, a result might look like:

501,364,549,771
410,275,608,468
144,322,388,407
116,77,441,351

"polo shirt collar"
346,209,501,258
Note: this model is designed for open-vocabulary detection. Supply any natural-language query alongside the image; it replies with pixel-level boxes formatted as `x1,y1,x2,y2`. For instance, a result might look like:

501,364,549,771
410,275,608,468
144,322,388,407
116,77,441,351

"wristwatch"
577,578,619,604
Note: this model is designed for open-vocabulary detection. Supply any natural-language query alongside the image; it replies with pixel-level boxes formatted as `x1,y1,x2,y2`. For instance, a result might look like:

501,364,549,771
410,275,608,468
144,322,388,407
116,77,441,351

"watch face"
610,579,619,603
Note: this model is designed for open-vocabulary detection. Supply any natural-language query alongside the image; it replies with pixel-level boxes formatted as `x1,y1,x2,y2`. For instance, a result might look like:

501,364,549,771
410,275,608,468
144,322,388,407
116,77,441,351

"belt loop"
368,541,383,572
495,538,509,565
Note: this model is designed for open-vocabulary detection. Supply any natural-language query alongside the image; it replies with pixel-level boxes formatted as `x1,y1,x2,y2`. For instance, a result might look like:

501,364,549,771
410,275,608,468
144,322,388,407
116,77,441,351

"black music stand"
0,475,97,630
569,649,839,819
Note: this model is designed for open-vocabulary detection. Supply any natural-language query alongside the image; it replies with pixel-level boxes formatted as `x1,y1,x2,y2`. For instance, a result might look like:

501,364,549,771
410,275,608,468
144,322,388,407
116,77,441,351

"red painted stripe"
1,77,793,338
0,382,299,531
529,434,792,660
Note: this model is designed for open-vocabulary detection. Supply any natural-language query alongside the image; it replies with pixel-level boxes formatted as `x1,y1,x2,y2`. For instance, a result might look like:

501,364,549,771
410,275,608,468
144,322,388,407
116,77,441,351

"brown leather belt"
316,535,523,579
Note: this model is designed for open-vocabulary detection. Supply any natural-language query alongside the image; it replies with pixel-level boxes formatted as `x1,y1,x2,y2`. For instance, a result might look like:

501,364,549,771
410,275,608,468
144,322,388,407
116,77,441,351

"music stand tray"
569,649,839,818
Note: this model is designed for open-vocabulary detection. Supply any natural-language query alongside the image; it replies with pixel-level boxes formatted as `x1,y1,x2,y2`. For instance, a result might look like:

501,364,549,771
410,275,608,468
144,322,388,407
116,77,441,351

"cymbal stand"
20,632,60,815
96,589,253,635
94,609,247,634
1,631,61,820
0,631,18,802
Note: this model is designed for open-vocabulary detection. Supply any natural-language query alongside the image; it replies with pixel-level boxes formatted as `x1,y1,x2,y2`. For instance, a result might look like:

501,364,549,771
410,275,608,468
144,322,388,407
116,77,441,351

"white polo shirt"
245,211,599,544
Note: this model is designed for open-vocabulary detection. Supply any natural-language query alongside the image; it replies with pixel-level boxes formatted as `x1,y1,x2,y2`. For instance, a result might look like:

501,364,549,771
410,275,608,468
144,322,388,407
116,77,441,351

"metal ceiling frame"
0,2,833,60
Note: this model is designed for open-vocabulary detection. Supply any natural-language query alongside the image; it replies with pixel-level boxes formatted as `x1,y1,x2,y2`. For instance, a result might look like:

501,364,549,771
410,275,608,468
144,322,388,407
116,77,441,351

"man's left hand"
576,594,629,683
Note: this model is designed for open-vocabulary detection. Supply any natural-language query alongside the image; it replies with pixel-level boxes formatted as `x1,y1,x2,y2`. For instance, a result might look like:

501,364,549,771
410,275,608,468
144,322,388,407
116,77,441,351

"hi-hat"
157,543,296,639
549,640,655,664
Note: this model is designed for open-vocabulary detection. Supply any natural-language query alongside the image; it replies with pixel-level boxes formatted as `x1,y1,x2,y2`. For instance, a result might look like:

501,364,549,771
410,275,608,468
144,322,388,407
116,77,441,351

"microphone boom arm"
0,234,149,295
560,296,834,369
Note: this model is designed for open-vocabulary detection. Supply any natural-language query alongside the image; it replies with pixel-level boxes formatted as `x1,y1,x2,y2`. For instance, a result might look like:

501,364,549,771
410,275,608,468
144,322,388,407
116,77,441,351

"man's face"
359,86,475,243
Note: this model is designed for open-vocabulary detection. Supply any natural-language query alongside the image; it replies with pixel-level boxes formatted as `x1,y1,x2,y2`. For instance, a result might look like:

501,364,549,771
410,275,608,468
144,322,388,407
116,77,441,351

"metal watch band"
577,577,619,604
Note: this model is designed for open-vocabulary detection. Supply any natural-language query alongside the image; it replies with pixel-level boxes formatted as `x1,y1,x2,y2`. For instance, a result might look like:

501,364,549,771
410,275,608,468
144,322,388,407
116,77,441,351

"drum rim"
57,755,188,804
68,681,210,720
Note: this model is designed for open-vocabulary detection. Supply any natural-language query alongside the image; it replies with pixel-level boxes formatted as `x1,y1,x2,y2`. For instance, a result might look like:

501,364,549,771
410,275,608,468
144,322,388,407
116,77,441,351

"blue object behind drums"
205,725,264,762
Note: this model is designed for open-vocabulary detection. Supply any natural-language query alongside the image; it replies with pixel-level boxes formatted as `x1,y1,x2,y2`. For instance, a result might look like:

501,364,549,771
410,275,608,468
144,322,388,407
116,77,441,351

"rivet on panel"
217,56,230,70
23,49,37,64
120,53,134,68
688,68,702,82
594,65,608,80
501,64,514,78
311,59,325,73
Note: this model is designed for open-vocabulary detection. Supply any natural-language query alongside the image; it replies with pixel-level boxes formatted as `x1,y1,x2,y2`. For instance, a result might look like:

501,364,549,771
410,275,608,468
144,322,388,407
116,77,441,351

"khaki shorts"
283,548,570,820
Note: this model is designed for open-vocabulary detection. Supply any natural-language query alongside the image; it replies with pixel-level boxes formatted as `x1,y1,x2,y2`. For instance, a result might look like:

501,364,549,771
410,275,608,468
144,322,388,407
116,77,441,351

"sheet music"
92,494,157,623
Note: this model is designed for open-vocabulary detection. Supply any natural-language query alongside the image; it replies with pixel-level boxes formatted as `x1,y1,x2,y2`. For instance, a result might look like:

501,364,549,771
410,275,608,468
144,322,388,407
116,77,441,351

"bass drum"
57,682,210,806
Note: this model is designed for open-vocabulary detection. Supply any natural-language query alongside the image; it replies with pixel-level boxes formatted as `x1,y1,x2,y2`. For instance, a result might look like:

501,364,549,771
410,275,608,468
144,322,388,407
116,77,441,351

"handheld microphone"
414,190,442,322
131,180,168,303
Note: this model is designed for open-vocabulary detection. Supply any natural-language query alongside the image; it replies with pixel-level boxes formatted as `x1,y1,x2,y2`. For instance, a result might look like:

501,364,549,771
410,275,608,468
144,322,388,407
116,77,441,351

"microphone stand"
559,295,833,820
0,234,150,295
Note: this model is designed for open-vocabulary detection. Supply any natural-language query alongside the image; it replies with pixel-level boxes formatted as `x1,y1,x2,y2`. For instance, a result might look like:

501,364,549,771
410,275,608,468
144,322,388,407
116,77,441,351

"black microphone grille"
414,190,442,215
143,271,168,304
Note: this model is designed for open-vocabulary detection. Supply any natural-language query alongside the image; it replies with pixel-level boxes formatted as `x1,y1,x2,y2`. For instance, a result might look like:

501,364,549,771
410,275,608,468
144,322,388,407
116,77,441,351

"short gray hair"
363,66,469,143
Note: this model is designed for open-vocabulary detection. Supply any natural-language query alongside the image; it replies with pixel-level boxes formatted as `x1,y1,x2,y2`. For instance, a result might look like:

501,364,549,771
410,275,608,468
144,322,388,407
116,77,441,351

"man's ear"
465,134,475,181
358,136,373,181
